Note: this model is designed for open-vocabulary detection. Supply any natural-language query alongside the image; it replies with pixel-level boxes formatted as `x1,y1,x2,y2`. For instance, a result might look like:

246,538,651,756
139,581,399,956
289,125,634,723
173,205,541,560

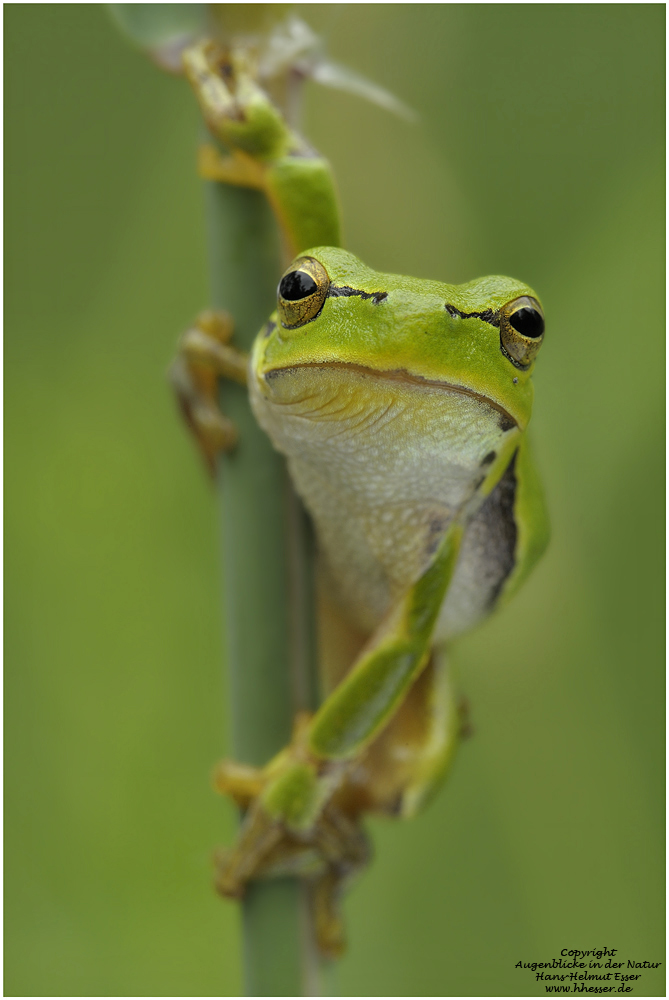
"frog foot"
169,309,248,474
212,718,370,958
213,797,370,958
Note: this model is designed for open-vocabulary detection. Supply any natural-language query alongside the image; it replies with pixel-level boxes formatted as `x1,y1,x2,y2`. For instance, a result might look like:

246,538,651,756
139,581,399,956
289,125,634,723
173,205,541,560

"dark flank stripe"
484,451,518,607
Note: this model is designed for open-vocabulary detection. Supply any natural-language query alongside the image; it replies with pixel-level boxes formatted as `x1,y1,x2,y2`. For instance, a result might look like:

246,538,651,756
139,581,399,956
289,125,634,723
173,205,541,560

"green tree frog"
173,40,549,958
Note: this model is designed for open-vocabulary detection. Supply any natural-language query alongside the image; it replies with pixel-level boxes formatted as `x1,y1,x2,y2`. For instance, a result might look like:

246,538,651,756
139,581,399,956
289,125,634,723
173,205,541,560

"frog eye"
499,296,545,369
277,256,330,329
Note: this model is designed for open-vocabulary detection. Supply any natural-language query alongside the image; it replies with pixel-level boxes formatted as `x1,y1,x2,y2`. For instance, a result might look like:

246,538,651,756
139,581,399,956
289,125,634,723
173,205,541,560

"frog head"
251,247,544,432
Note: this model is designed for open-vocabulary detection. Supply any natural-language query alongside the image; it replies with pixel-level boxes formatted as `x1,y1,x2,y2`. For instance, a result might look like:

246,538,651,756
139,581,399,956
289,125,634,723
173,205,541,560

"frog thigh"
340,649,461,819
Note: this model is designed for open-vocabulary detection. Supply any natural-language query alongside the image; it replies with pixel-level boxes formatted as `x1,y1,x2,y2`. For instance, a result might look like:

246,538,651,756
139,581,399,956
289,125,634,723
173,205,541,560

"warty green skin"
250,248,549,778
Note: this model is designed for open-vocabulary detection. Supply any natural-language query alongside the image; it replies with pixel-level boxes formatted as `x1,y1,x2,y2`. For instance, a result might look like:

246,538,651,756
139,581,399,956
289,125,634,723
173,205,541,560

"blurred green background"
5,5,664,996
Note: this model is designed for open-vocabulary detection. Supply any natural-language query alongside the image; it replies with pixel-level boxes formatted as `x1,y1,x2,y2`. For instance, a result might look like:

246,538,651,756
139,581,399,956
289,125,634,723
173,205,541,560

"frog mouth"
265,360,518,431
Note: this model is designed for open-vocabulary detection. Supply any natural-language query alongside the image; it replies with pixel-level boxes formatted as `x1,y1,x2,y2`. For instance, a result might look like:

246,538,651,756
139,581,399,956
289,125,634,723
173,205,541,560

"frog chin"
259,360,517,433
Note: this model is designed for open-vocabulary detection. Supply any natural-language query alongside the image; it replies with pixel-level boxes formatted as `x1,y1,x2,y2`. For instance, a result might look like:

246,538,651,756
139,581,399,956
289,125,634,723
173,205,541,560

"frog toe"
212,759,264,808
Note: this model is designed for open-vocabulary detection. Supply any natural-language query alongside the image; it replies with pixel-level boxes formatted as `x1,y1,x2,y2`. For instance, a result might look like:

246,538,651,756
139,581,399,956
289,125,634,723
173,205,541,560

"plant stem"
107,5,332,992
205,179,326,996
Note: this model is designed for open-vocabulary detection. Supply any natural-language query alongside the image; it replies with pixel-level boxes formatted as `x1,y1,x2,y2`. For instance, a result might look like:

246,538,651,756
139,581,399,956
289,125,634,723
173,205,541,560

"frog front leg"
174,41,341,468
214,521,464,956
182,39,341,260
169,310,248,473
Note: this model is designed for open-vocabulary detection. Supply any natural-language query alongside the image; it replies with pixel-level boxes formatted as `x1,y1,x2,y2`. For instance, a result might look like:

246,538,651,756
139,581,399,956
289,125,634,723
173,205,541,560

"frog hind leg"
211,659,458,956
214,524,463,955
341,647,465,820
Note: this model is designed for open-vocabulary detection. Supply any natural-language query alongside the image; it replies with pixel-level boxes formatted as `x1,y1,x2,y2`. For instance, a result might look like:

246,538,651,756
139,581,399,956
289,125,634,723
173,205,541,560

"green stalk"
206,180,326,997
107,8,338,991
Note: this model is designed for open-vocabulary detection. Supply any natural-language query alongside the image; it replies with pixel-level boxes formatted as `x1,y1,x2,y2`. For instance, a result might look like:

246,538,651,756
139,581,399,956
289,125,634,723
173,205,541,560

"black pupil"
279,270,318,301
510,307,544,339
